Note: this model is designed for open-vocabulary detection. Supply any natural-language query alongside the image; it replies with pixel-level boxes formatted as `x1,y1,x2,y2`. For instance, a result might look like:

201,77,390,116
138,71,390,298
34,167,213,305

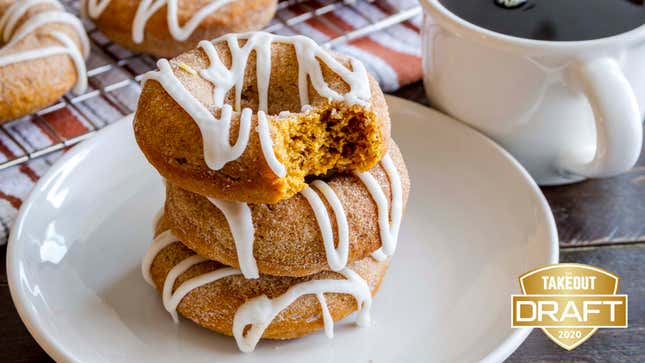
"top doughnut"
134,32,391,204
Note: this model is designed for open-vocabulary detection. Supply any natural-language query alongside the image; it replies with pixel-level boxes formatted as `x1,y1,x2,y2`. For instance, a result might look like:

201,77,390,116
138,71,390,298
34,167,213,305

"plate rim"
7,97,559,363
7,116,134,363
387,96,559,363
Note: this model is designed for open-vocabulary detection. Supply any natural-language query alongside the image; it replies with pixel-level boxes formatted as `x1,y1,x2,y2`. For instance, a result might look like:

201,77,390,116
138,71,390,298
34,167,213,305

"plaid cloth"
0,0,422,245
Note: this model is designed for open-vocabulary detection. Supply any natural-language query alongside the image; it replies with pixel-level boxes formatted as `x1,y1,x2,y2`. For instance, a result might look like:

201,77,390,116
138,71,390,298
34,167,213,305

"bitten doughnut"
134,32,391,204
0,0,88,122
81,0,277,57
164,142,410,278
144,218,389,352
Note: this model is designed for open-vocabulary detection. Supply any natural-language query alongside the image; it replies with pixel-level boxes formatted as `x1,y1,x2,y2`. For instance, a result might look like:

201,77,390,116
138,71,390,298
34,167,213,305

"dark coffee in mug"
438,0,645,41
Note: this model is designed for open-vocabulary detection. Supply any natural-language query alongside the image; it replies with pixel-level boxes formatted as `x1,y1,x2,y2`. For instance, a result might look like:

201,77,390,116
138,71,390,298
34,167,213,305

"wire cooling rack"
0,0,421,171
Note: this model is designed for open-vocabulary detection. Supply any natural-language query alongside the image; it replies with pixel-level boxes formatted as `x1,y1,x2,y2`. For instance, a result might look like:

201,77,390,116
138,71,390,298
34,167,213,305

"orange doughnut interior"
272,103,384,195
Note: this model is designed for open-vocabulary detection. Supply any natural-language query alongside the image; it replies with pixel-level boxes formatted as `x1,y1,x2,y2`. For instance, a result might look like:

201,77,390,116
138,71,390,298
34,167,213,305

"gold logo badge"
512,263,628,350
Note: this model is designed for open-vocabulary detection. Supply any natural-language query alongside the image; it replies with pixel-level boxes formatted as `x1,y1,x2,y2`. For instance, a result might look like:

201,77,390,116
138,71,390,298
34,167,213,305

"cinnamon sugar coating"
149,227,389,340
84,0,277,58
0,0,85,122
163,142,409,277
134,38,390,204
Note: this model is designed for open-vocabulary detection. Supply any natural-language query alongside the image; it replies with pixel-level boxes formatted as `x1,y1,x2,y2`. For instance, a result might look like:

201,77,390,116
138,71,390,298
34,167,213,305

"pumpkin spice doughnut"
81,0,277,57
163,141,410,278
0,0,88,122
134,32,391,204
143,219,389,353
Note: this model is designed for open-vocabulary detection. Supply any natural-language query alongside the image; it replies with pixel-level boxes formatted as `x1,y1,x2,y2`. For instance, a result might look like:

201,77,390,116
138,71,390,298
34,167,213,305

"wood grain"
507,244,645,362
0,245,50,362
542,158,645,247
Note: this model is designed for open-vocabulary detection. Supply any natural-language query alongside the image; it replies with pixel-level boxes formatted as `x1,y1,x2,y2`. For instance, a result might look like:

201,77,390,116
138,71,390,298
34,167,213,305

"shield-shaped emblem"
518,263,621,350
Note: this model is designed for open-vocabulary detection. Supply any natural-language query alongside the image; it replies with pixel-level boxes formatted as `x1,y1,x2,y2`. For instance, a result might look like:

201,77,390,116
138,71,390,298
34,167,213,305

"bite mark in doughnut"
134,32,391,204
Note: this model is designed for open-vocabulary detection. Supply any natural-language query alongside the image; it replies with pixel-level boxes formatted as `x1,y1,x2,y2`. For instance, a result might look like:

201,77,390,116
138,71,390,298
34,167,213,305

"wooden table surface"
1,82,643,362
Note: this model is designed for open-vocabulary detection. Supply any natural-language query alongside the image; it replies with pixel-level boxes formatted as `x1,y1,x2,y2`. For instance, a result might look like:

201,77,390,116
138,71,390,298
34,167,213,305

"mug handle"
559,57,642,178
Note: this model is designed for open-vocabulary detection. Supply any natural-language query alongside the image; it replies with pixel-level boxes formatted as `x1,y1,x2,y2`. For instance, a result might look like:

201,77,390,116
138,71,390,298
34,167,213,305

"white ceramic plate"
8,96,558,363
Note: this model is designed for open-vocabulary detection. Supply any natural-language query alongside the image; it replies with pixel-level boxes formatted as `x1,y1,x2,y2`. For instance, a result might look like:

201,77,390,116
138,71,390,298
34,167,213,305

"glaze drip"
142,232,373,353
81,0,110,18
301,180,350,271
201,32,371,110
164,265,241,322
141,31,372,175
163,254,208,322
257,111,286,177
81,0,236,43
207,197,259,279
0,0,89,93
141,230,179,286
198,151,403,272
354,154,403,260
316,292,334,338
141,59,256,171
232,267,372,353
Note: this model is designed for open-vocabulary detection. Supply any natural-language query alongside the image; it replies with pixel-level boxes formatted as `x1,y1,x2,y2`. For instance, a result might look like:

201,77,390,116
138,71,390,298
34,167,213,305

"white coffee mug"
420,0,644,185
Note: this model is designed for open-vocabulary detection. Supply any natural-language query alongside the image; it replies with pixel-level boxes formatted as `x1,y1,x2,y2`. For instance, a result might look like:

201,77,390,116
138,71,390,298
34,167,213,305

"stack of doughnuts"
0,0,89,122
134,31,411,352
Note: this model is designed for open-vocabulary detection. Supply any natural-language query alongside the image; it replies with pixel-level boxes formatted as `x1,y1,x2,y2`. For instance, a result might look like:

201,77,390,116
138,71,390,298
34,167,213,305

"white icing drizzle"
370,246,388,262
48,31,88,93
0,0,62,41
165,265,241,322
142,32,371,175
6,11,89,54
257,111,286,177
141,230,179,286
82,0,235,44
204,32,371,109
0,37,66,66
206,197,259,279
0,0,89,93
354,153,403,259
81,0,111,18
199,155,401,279
164,151,401,278
316,292,334,338
233,267,372,353
140,230,243,322
142,231,373,353
142,59,254,171
162,254,209,322
300,180,350,272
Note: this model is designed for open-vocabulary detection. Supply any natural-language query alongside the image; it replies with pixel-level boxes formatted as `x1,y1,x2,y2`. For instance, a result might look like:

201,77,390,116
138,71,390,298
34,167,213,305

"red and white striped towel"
0,0,422,244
